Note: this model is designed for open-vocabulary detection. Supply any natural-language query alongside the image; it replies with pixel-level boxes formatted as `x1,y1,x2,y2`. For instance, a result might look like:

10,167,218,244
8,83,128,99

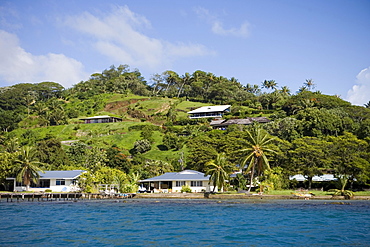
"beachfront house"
187,105,231,119
7,170,86,192
80,115,122,124
210,117,270,130
139,170,216,193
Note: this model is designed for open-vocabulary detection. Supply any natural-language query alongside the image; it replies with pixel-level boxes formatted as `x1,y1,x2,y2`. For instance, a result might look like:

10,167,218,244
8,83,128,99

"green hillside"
1,65,370,193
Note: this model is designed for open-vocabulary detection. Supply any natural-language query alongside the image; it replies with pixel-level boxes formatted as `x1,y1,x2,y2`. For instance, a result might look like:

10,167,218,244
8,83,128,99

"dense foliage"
1,64,370,193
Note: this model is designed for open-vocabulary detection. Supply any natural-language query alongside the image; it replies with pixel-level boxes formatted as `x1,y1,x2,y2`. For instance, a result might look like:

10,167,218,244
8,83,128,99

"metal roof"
79,115,122,120
187,105,231,114
38,170,86,179
289,174,337,182
139,170,210,182
210,117,270,127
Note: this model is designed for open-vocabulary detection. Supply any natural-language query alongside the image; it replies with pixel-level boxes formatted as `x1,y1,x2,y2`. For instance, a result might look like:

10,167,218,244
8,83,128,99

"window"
39,179,50,188
191,181,203,187
176,181,186,187
56,179,65,186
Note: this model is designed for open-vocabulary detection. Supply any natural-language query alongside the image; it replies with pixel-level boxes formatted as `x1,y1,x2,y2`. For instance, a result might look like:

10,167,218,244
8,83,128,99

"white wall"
171,180,214,193
13,179,80,192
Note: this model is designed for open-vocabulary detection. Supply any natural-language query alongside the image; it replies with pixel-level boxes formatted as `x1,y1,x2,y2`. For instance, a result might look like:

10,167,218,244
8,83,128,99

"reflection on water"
0,199,369,246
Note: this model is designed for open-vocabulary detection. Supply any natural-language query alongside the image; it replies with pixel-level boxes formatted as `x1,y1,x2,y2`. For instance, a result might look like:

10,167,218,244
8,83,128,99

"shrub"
181,185,192,193
133,139,151,153
45,189,52,192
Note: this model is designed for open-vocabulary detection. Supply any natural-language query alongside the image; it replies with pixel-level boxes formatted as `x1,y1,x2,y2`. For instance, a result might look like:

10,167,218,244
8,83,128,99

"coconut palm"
304,79,315,91
280,86,291,96
14,146,44,191
244,83,260,94
205,153,232,192
240,125,277,192
262,80,277,91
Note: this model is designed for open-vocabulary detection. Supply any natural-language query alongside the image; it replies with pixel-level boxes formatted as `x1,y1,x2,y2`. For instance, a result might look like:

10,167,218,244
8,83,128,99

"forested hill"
1,64,370,191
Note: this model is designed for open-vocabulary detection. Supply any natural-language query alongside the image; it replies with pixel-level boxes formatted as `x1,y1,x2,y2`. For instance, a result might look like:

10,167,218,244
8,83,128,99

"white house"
8,170,86,192
79,115,122,124
139,170,216,193
187,105,231,119
289,174,337,182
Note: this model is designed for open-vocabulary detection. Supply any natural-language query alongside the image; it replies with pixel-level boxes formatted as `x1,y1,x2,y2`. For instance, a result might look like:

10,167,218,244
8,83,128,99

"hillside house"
187,105,231,119
80,115,122,124
7,170,86,192
139,170,217,193
210,117,270,129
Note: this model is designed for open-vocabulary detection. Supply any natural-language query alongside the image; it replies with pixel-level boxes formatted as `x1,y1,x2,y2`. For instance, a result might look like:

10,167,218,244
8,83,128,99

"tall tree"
14,146,45,191
262,80,277,91
304,79,315,91
289,137,331,189
280,86,291,96
205,153,232,192
239,125,277,192
327,133,370,188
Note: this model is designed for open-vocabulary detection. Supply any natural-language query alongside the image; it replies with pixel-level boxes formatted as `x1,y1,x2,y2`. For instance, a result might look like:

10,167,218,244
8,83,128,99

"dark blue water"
0,199,369,246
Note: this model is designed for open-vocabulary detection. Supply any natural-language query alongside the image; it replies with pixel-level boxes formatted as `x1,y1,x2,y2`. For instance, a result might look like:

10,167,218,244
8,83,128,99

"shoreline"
2,192,370,202
136,192,370,200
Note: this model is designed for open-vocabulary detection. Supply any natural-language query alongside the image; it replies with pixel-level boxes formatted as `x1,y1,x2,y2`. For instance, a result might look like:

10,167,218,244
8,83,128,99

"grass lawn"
266,190,370,196
267,190,332,196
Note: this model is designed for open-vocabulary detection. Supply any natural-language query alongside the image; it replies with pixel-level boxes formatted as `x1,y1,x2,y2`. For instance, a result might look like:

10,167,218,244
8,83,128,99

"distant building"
210,117,270,129
289,174,337,182
80,115,122,124
139,170,217,193
7,170,86,192
187,105,231,119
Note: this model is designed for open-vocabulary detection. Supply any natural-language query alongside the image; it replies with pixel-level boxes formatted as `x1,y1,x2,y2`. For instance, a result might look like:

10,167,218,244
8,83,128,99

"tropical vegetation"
1,64,370,195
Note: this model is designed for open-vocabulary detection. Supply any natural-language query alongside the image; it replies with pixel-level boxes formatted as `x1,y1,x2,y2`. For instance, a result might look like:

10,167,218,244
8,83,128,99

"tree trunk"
177,81,186,98
308,177,312,189
247,161,256,192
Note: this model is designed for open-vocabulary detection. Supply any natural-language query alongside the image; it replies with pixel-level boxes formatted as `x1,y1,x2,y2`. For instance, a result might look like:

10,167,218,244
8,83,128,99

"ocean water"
0,199,369,246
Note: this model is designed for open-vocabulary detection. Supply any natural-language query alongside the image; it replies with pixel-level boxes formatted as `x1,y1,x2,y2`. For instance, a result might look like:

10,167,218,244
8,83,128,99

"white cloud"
63,6,214,71
0,30,87,88
195,7,250,38
346,67,370,106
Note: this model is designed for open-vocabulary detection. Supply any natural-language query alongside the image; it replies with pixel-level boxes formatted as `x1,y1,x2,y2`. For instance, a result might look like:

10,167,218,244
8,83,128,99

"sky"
0,0,369,105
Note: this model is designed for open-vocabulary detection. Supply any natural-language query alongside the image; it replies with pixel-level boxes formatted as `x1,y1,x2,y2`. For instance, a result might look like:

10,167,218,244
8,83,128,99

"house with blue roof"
139,170,216,193
7,170,86,192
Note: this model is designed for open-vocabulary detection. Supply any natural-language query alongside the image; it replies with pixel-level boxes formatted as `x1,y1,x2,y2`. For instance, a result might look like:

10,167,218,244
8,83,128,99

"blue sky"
0,0,369,105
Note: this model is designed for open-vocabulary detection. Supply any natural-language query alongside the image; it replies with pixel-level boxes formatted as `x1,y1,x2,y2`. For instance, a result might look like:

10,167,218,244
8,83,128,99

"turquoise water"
0,199,369,246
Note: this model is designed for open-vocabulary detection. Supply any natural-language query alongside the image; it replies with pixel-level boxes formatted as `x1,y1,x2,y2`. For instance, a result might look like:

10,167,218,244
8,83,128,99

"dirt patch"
154,103,171,114
104,98,150,112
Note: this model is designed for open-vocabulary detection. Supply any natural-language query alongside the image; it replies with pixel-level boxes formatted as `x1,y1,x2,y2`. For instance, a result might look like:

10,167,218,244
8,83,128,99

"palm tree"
304,79,315,91
298,86,308,93
280,86,291,96
262,80,277,91
332,174,354,199
240,125,277,192
205,153,232,192
244,83,260,94
14,146,44,191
